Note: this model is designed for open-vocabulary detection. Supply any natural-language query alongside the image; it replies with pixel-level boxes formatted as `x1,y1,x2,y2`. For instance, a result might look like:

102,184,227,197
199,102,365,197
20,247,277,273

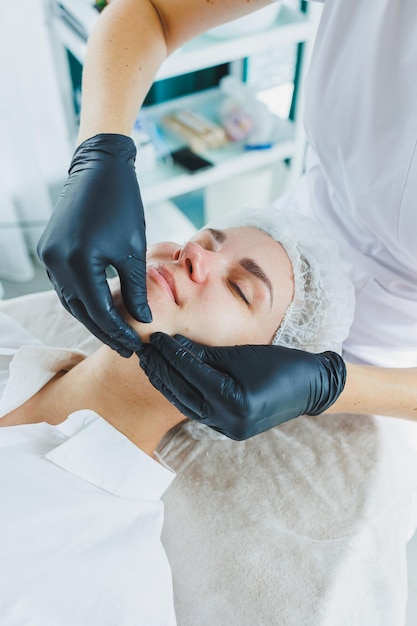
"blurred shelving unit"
48,0,322,214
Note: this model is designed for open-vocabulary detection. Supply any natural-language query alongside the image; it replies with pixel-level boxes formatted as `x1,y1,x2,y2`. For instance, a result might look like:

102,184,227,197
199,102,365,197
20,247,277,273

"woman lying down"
0,208,353,625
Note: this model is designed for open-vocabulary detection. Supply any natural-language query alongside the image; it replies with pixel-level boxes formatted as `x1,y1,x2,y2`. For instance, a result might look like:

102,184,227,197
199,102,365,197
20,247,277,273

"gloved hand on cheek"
139,333,346,440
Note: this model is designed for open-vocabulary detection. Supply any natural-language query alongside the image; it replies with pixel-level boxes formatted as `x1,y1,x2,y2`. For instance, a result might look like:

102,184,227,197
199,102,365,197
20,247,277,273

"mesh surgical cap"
206,206,355,355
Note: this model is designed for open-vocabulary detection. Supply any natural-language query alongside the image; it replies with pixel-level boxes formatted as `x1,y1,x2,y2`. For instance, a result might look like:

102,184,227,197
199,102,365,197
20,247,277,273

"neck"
37,346,185,457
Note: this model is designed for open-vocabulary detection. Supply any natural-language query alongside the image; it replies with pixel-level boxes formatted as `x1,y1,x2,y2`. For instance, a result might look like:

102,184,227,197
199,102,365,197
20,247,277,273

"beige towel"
159,415,417,625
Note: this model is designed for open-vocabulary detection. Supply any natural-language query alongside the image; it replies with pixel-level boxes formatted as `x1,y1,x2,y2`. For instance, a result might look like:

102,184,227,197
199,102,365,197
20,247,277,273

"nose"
174,241,217,283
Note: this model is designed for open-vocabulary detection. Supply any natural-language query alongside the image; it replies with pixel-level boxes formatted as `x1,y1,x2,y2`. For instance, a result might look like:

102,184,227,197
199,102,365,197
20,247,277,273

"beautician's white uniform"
0,312,176,626
275,0,417,368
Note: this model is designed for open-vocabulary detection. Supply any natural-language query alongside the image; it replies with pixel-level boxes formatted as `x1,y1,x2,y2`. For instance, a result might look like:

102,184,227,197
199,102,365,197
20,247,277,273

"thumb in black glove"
138,332,346,440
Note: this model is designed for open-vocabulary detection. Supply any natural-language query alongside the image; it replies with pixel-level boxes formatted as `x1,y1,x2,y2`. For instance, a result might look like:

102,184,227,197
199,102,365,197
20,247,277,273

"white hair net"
182,206,355,441
207,206,355,354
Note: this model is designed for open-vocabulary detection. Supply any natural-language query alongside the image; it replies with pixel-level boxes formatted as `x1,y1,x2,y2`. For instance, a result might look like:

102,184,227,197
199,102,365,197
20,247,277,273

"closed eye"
229,280,250,306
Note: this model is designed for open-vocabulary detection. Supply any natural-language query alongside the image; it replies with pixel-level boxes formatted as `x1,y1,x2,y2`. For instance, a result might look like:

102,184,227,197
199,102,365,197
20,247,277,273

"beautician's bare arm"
327,364,417,420
78,0,272,143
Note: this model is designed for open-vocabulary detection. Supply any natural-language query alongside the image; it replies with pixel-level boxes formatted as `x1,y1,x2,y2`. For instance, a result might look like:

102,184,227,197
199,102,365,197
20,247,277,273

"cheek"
183,297,280,347
180,295,255,347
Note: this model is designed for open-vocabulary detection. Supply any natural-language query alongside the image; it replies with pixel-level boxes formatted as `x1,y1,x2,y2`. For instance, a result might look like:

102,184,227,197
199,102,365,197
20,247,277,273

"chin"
133,322,154,343
111,281,176,342
132,319,177,344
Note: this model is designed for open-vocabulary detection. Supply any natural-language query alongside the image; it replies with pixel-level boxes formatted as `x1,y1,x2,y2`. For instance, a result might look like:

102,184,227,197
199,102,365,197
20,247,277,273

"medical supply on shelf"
161,109,227,152
218,75,282,149
131,115,157,172
146,120,174,166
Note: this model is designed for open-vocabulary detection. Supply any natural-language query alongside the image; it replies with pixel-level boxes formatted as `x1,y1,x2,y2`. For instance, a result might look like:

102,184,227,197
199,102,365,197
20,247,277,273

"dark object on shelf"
170,147,214,173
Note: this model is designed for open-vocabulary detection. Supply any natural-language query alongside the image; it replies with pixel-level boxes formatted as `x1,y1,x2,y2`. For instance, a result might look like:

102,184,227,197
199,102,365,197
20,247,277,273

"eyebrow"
240,258,273,308
205,228,273,307
207,227,226,244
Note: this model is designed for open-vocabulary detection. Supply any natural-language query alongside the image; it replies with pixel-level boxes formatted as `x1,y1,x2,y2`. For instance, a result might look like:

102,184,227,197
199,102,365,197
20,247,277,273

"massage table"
1,288,417,626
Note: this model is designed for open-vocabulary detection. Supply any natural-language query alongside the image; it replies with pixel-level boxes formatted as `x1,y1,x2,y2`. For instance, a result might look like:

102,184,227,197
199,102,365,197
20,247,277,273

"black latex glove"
139,333,346,440
37,133,151,357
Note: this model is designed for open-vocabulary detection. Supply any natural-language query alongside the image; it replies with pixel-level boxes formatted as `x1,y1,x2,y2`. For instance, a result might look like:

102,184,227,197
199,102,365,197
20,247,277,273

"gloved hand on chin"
37,133,151,357
139,333,347,440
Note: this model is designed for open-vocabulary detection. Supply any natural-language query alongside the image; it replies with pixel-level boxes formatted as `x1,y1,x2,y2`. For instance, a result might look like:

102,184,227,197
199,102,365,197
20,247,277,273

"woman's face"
119,226,294,346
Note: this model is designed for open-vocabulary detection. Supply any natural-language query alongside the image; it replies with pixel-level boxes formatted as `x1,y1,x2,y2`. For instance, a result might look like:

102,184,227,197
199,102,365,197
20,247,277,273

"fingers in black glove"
37,134,151,356
139,332,346,440
140,334,222,420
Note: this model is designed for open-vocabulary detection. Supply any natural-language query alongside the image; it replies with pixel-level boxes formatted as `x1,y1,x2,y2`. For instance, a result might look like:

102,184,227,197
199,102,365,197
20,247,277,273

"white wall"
0,0,72,281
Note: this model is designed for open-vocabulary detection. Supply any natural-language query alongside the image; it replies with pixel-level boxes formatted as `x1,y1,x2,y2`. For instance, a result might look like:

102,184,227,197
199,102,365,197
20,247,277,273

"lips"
148,265,178,304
